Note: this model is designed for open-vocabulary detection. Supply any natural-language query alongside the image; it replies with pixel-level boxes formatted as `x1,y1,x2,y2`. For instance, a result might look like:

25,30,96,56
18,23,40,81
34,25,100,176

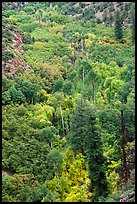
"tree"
69,98,108,201
44,148,91,202
109,3,114,12
130,5,135,43
121,89,135,142
2,91,11,105
47,148,63,183
102,10,108,23
9,85,26,104
121,8,128,22
78,59,92,84
2,50,14,63
15,77,40,104
63,81,74,96
2,174,39,202
68,70,77,81
104,77,124,104
26,183,53,202
52,77,64,93
85,69,97,103
109,13,113,27
114,10,123,41
121,110,129,183
40,126,57,148
35,9,43,23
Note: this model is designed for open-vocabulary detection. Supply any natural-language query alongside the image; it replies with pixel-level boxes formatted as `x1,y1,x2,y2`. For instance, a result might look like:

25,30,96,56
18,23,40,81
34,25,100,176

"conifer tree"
114,10,123,41
69,98,108,201
109,13,113,27
130,5,135,43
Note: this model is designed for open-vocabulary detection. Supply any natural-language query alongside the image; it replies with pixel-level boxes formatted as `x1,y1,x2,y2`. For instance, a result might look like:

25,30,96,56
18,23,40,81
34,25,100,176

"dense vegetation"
2,2,135,202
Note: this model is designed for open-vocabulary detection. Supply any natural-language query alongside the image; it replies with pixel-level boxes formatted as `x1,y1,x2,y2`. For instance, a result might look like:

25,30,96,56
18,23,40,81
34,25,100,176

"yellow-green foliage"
84,33,97,48
106,160,121,194
65,182,92,202
7,17,17,25
2,2,135,202
33,103,54,125
43,148,92,202
47,24,64,34
96,92,105,108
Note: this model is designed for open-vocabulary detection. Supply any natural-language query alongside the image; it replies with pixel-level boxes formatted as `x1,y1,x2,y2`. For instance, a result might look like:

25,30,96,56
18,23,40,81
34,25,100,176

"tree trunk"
83,67,84,84
121,110,129,182
67,114,70,131
92,82,95,104
56,172,60,186
59,104,65,136
50,140,53,149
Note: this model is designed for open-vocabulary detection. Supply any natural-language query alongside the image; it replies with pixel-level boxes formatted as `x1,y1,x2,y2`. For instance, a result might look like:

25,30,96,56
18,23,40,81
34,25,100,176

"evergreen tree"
35,9,43,23
52,77,64,93
114,10,123,41
130,5,135,43
69,98,108,201
102,10,108,23
109,13,113,27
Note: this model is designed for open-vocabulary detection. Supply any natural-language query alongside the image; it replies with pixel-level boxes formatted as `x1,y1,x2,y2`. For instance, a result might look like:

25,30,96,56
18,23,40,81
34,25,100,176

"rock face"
10,31,25,55
3,56,30,79
119,180,135,202
127,140,135,172
2,26,31,78
11,30,25,55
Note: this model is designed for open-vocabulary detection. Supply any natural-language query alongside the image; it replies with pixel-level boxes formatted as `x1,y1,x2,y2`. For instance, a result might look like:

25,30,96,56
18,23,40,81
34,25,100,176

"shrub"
2,50,14,62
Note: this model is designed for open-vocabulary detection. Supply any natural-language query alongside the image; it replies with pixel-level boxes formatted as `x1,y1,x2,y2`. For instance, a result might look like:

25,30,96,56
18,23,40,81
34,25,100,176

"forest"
2,2,135,202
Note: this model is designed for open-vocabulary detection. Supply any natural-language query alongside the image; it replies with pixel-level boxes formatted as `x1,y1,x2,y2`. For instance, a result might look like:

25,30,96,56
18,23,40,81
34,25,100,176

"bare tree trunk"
50,140,53,149
68,114,70,131
92,82,95,104
56,172,60,186
54,164,60,186
60,104,65,135
83,67,84,84
121,110,129,182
